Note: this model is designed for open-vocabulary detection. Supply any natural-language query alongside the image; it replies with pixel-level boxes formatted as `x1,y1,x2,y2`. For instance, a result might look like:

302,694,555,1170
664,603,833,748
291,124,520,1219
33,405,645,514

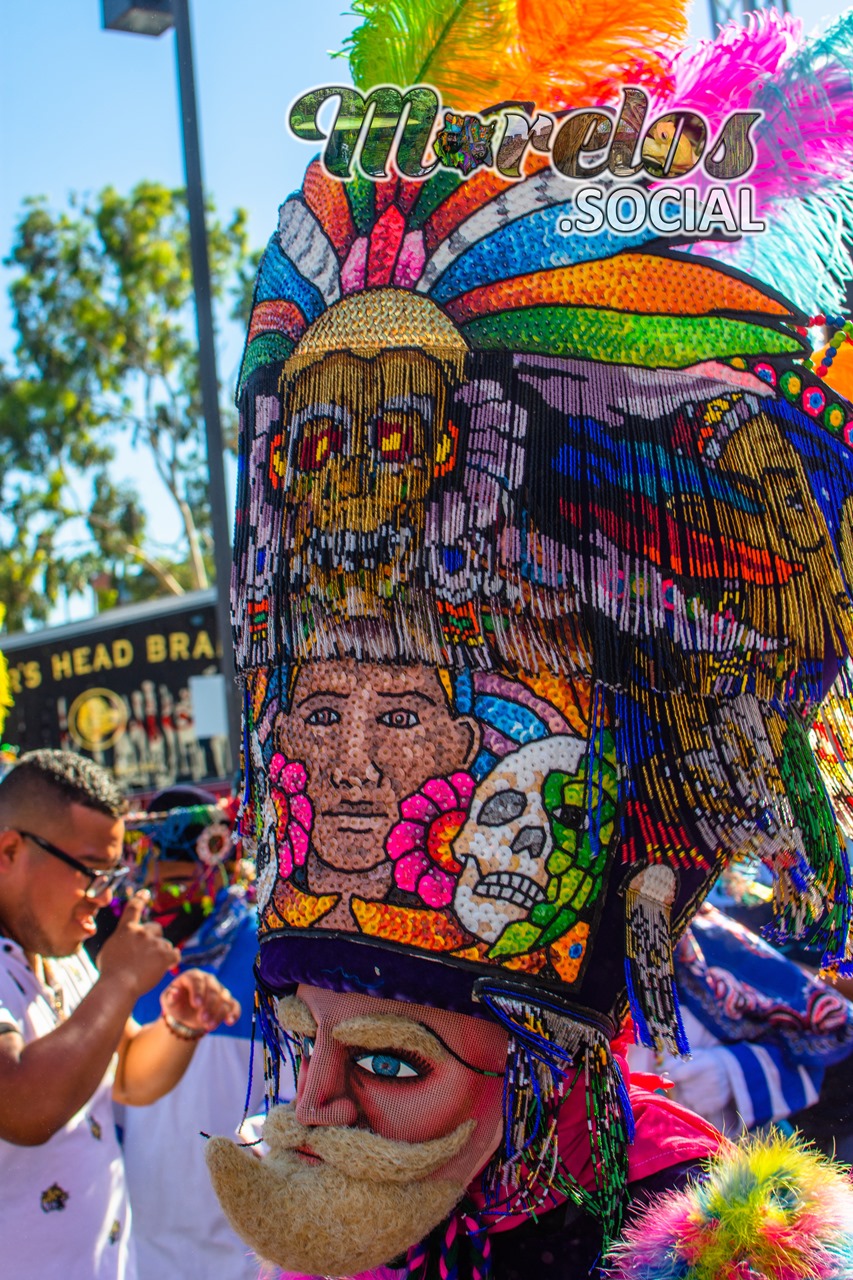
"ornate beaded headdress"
124,800,239,916
231,0,853,1243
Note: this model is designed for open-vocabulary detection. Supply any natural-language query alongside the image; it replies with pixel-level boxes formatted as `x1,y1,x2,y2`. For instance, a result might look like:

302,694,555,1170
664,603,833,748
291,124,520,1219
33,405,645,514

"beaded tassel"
476,989,632,1246
773,712,853,975
253,986,300,1112
624,880,690,1057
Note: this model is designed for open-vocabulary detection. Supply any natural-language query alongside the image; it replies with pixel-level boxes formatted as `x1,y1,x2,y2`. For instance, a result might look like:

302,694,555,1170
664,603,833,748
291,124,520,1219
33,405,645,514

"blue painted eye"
354,1053,420,1079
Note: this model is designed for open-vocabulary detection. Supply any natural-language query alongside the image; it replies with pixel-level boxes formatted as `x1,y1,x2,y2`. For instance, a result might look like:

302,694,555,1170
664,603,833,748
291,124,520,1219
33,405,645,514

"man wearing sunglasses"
0,750,241,1280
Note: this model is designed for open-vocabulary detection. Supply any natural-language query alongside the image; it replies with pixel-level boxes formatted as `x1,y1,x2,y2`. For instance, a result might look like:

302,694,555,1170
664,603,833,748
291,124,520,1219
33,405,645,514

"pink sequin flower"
386,772,475,908
269,753,313,879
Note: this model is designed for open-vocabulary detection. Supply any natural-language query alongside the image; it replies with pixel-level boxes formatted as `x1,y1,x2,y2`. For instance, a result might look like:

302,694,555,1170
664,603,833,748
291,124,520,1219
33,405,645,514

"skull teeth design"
474,872,547,911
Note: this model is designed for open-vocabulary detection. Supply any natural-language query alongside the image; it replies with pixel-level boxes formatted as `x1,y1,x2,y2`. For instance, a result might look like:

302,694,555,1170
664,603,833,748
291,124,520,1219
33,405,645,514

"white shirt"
121,1033,264,1280
0,938,136,1280
120,906,269,1280
628,1005,820,1135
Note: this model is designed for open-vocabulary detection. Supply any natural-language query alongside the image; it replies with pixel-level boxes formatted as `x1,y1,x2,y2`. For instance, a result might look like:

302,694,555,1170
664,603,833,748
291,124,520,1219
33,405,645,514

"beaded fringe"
475,989,632,1244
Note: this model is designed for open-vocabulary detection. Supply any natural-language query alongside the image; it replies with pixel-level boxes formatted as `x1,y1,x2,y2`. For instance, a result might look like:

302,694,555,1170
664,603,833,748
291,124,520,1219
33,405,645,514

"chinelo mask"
208,1,853,1274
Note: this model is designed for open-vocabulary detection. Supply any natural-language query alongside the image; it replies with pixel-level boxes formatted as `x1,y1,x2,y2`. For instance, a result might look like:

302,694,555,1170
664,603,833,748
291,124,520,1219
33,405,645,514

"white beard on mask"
206,1103,475,1277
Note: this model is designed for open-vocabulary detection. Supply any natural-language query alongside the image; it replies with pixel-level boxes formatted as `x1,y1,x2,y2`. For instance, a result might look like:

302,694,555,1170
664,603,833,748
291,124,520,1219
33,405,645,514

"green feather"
462,307,804,367
340,0,517,106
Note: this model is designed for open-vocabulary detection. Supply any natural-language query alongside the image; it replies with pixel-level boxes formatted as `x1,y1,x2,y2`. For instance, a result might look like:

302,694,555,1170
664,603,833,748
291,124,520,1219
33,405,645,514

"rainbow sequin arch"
230,156,853,1069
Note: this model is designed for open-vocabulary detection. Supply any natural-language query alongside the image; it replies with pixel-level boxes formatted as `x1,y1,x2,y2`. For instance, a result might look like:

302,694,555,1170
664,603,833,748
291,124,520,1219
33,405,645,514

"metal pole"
171,0,241,765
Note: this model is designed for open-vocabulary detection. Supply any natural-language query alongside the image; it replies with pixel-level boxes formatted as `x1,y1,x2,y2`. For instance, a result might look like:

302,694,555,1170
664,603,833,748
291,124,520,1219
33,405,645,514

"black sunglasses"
16,829,129,899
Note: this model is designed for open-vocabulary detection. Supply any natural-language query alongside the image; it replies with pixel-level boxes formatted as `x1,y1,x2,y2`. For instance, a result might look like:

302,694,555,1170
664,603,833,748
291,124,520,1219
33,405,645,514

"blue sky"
0,0,357,616
1,0,850,621
0,0,357,398
5,0,849,366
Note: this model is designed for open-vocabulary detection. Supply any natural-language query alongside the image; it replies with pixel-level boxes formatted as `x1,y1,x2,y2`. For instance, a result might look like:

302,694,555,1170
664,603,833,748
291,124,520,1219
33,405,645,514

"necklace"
38,958,67,1022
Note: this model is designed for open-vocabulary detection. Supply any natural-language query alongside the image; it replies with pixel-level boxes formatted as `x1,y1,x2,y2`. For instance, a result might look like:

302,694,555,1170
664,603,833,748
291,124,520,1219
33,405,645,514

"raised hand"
98,890,180,997
160,968,241,1034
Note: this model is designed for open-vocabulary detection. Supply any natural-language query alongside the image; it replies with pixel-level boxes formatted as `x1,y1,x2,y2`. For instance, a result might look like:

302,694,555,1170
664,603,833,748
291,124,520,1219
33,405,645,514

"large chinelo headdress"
232,0,853,1238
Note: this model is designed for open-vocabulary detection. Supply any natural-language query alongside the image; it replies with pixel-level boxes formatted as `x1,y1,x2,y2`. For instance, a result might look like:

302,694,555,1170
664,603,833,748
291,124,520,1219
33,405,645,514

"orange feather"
512,0,687,111
344,0,688,115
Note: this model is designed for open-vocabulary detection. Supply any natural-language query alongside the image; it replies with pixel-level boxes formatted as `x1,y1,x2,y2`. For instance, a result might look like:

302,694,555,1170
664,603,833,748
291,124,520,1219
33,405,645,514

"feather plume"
693,183,853,314
511,0,687,111
604,1132,853,1280
653,11,853,206
649,9,800,125
661,13,853,306
341,0,687,114
341,0,521,111
752,10,853,195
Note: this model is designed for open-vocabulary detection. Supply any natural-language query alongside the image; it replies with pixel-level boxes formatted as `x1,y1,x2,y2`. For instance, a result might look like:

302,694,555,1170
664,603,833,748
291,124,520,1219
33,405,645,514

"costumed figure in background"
121,787,270,1280
692,664,853,1164
206,1,853,1276
627,902,853,1146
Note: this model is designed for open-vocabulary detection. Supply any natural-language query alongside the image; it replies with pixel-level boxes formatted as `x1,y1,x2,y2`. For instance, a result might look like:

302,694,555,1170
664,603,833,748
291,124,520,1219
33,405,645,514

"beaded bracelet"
161,1011,207,1042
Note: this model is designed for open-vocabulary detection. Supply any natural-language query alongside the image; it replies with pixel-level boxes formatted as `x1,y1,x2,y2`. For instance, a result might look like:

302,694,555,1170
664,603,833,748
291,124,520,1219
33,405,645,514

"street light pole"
102,0,241,766
169,0,241,761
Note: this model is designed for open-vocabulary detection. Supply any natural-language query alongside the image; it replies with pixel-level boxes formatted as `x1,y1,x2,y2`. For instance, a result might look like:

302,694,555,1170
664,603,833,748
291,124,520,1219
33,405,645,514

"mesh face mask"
251,983,631,1279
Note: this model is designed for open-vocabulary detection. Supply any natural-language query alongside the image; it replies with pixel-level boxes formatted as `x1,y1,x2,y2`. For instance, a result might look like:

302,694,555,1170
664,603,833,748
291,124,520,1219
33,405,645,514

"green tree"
0,181,256,631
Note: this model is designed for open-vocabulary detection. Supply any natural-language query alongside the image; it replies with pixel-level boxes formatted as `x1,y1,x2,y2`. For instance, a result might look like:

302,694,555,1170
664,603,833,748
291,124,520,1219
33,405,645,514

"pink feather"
753,27,853,197
649,9,800,126
648,10,853,210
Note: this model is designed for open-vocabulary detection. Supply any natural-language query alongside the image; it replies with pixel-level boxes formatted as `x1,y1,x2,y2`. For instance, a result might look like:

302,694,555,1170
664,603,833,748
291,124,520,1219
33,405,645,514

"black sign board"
3,594,231,794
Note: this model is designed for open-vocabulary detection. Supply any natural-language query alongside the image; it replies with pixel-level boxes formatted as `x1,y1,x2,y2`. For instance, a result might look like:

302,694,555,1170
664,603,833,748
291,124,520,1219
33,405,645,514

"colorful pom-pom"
604,1132,853,1280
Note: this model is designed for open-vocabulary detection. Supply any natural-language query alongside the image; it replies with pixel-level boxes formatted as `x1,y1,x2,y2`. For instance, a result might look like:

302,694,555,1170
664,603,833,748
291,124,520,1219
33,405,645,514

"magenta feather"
648,11,853,207
649,9,800,127
643,8,853,307
752,11,853,195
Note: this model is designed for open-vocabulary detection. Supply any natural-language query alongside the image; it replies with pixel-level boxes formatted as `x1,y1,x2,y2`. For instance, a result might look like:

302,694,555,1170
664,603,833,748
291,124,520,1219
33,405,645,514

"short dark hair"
0,750,126,820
